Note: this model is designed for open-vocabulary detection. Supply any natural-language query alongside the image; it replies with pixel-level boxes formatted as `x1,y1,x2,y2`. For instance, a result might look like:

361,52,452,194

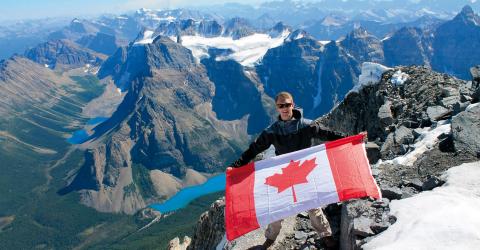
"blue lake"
68,116,226,212
86,117,108,125
150,173,226,213
67,130,90,144
67,117,108,144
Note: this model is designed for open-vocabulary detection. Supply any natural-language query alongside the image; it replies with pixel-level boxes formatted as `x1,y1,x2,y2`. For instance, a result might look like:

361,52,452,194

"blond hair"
275,91,293,102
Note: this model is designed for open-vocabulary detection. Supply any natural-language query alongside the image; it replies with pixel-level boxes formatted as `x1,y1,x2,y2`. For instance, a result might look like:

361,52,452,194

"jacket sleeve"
309,120,346,141
229,131,272,168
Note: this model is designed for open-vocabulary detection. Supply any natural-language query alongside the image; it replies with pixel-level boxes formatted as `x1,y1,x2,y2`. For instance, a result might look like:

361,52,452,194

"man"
228,91,346,249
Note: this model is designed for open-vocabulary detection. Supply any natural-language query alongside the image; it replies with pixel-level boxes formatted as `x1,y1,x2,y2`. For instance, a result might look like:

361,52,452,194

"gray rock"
452,103,480,157
422,176,445,191
371,168,381,177
298,212,309,219
188,198,225,250
471,65,480,89
394,126,414,145
426,106,450,121
381,186,403,200
402,120,419,128
295,231,308,240
371,198,390,208
441,87,459,97
412,128,424,139
472,86,480,103
370,220,391,234
440,96,461,108
378,101,394,127
403,178,423,190
453,102,470,115
353,217,375,237
380,133,395,158
460,94,472,103
438,134,455,152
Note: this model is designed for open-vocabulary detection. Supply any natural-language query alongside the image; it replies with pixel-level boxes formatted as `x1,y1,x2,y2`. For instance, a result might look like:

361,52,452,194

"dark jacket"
230,109,345,168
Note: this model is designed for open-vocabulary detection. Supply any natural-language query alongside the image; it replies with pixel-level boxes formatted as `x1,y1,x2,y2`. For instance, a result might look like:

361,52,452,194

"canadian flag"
225,134,381,241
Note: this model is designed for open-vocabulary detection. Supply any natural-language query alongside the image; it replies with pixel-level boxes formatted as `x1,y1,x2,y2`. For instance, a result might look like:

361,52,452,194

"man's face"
276,97,294,121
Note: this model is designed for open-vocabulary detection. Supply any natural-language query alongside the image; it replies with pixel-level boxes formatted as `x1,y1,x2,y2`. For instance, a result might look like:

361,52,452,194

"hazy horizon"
1,0,480,22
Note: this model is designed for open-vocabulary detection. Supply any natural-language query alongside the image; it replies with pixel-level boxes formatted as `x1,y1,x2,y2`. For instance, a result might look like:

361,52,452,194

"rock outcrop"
172,64,480,249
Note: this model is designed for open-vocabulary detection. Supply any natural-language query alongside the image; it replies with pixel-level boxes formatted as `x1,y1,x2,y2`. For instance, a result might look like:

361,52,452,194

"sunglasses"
276,103,293,109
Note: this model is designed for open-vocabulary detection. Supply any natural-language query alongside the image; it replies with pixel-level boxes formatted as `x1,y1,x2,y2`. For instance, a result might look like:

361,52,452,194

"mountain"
0,17,70,60
0,55,119,249
256,33,323,117
63,36,265,213
24,39,106,70
431,5,480,79
304,15,445,41
383,27,432,67
76,32,120,55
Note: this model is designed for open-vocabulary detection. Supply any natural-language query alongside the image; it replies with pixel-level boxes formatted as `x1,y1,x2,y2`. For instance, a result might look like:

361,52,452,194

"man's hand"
226,167,233,172
359,131,368,143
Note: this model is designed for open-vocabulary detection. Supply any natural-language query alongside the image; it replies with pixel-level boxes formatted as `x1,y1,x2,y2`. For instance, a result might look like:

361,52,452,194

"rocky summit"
170,64,480,250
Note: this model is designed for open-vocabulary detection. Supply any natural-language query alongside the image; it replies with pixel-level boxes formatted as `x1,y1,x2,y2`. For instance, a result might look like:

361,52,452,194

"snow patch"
44,64,50,68
381,36,391,41
181,31,290,66
363,161,480,250
319,40,331,46
386,120,451,167
391,70,409,85
134,30,155,45
351,62,392,93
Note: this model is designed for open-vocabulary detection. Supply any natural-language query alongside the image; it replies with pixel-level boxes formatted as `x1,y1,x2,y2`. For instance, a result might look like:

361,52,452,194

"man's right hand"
226,167,233,172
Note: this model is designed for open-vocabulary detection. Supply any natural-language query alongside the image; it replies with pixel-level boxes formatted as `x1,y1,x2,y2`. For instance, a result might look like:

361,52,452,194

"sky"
0,0,267,20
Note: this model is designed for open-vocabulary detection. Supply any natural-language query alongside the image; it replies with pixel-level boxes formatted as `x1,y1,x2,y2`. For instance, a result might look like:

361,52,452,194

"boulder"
453,102,470,115
394,126,414,145
470,65,480,89
452,103,480,157
440,96,461,108
422,176,445,191
381,186,403,200
378,100,394,126
426,106,451,121
340,199,394,250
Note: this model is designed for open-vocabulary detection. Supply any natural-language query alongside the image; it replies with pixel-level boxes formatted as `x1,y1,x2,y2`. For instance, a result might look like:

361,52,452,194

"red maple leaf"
264,157,317,203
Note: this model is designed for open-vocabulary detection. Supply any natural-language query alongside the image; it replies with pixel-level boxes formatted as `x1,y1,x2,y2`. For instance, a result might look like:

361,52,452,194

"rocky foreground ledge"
169,64,480,250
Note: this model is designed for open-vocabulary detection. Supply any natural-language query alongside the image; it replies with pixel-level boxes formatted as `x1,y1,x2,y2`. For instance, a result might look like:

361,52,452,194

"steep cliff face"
256,35,323,118
76,32,120,55
175,64,480,250
65,36,255,213
201,56,274,134
383,27,431,67
340,27,384,64
431,5,480,79
313,41,361,117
